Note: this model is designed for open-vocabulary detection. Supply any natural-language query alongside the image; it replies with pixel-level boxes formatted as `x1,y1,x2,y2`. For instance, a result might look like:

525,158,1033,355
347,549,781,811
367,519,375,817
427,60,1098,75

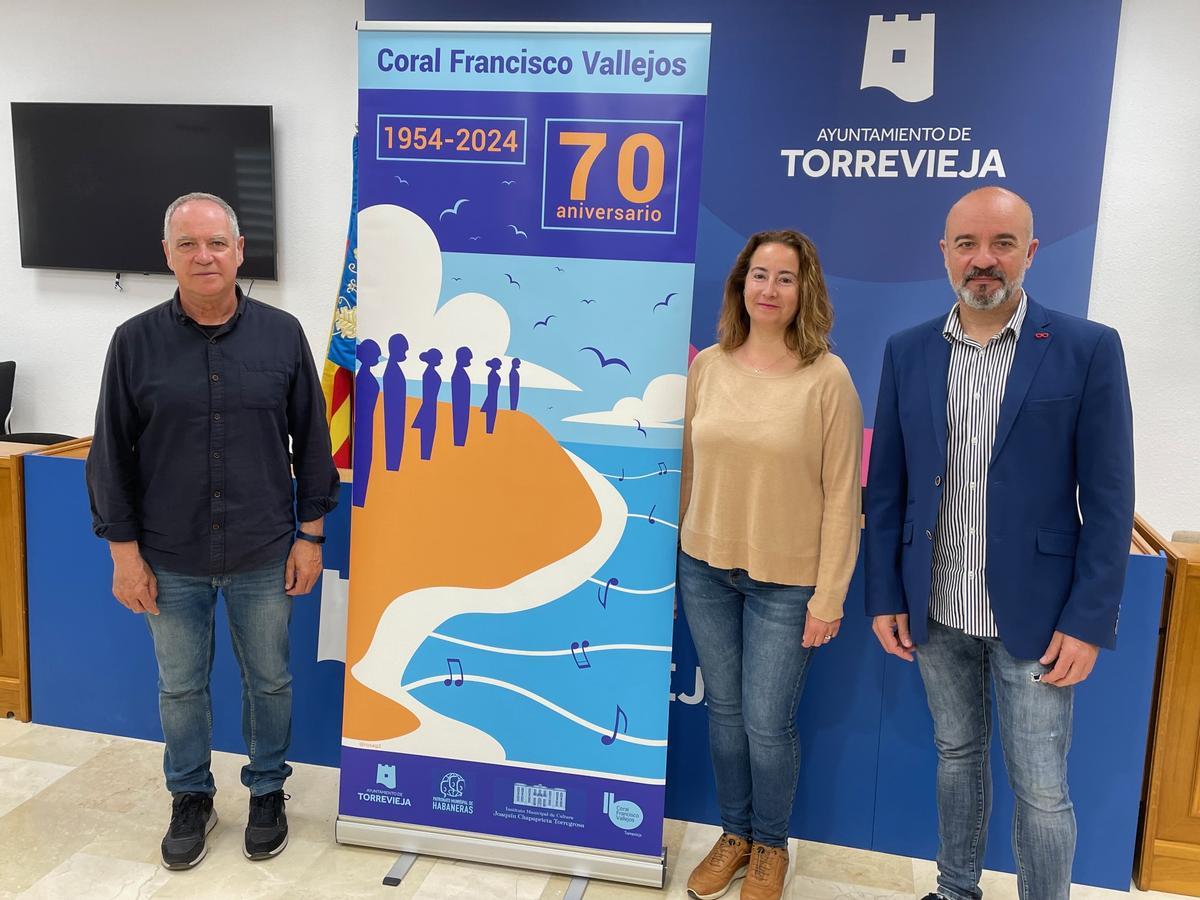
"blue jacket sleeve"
864,337,909,617
1056,327,1135,649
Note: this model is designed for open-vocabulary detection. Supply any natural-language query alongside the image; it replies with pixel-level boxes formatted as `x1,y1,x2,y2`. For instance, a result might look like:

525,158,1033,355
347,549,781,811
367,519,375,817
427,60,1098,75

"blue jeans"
916,618,1076,900
677,549,814,847
146,561,294,797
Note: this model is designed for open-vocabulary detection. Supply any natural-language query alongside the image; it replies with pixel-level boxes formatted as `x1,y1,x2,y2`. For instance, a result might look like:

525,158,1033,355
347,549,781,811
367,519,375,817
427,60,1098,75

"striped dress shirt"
929,293,1027,637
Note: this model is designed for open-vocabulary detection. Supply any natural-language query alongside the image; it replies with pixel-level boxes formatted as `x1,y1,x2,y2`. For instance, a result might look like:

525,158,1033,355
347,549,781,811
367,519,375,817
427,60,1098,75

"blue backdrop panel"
24,454,349,770
871,553,1165,888
365,0,1123,426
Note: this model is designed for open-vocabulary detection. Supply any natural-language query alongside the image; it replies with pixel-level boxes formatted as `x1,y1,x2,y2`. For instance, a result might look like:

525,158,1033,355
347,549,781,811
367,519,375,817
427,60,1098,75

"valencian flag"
321,134,359,468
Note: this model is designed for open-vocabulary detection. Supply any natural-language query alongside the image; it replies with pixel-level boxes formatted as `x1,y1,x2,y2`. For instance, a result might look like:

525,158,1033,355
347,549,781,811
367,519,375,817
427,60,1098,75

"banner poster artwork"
337,22,711,876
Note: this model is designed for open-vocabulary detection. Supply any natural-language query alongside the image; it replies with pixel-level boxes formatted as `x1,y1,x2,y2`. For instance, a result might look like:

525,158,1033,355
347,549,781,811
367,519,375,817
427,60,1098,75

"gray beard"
956,275,1023,311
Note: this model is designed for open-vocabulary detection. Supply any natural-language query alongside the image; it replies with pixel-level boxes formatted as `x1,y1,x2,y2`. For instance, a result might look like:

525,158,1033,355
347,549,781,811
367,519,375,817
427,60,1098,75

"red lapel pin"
1035,331,1050,339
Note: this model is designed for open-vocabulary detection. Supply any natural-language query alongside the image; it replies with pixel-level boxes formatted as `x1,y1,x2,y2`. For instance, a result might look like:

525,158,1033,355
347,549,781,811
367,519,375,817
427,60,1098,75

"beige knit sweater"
679,345,864,621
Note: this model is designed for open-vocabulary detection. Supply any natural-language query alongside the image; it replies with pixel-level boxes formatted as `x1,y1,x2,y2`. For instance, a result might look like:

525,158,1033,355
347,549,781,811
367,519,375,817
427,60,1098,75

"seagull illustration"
579,346,631,372
580,298,597,305
451,276,462,282
504,273,521,289
634,419,647,437
502,180,516,186
554,265,564,272
653,291,678,312
533,315,556,329
394,176,409,185
469,236,482,241
439,198,469,220
507,224,528,238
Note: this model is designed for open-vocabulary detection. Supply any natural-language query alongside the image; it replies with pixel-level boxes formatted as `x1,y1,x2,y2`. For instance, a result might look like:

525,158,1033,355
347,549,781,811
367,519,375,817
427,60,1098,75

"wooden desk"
0,443,41,719
1136,516,1200,894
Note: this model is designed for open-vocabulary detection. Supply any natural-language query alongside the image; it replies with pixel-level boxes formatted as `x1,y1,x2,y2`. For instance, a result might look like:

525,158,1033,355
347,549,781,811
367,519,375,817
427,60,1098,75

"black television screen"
11,102,276,279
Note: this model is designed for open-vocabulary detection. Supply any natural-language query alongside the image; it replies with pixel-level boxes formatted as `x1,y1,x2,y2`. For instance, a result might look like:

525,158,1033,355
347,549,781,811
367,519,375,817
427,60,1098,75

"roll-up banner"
336,21,710,886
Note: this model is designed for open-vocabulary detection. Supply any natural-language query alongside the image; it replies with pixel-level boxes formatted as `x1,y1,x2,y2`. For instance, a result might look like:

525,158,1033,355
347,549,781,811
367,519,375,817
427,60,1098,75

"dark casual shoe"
161,792,217,870
686,833,750,899
244,790,289,860
921,894,949,899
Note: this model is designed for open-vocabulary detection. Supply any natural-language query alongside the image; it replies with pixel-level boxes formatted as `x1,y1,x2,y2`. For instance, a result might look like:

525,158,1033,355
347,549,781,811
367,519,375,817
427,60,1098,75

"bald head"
941,186,1039,312
945,186,1034,244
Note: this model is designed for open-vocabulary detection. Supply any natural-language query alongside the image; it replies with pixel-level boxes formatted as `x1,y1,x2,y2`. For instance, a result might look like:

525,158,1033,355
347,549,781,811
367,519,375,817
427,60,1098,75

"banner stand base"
336,816,667,888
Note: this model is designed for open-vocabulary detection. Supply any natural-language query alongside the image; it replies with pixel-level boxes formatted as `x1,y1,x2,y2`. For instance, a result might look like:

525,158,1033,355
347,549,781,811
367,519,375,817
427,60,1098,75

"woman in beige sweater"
679,230,863,900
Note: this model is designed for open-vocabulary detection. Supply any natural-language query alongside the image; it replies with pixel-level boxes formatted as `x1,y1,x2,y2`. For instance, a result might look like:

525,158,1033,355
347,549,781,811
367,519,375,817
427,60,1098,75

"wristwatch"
295,531,326,545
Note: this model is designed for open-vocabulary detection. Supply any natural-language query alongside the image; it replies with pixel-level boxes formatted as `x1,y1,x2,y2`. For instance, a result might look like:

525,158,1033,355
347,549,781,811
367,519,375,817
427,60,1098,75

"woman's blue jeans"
916,618,1076,900
145,561,294,798
678,549,814,848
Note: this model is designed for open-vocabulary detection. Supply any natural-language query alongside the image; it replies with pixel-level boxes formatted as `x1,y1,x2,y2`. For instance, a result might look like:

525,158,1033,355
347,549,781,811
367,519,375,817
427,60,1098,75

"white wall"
1090,0,1200,539
0,0,1195,536
0,0,361,436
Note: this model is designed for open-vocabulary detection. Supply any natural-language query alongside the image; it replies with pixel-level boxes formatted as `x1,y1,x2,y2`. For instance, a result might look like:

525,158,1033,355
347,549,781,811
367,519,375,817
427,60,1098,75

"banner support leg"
381,852,418,887
563,876,589,900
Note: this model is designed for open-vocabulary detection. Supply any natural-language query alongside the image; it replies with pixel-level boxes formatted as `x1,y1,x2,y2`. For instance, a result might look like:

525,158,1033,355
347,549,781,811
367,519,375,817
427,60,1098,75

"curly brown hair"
717,229,833,367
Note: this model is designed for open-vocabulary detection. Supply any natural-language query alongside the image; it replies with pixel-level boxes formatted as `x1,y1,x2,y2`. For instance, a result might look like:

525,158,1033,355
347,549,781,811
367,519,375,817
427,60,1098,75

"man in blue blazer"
865,187,1134,900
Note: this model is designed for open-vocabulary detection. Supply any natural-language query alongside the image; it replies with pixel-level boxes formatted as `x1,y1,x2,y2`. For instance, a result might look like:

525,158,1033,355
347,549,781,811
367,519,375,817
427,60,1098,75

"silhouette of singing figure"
509,357,522,411
451,346,473,447
412,348,443,461
352,339,382,507
383,332,409,471
480,357,502,434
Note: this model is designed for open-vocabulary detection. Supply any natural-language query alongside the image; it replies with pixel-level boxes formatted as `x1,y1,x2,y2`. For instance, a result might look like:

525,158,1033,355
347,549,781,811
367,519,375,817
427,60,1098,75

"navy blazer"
864,297,1134,660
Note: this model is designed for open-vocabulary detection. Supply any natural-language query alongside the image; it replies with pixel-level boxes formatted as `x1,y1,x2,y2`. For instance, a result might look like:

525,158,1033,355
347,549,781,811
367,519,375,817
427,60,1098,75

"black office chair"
0,361,14,434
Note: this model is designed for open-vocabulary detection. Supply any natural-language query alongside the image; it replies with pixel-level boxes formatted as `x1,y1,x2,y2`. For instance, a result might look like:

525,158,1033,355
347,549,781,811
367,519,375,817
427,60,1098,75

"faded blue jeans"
916,618,1076,900
146,561,294,797
677,549,815,847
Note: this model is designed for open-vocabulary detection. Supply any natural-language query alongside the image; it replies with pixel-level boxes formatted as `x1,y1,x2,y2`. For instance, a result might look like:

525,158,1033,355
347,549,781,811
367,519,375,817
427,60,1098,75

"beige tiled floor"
0,718,1189,900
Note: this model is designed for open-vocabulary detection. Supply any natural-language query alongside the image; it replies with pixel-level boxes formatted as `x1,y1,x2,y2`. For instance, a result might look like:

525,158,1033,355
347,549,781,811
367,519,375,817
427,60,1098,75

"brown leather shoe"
686,833,750,899
740,843,789,900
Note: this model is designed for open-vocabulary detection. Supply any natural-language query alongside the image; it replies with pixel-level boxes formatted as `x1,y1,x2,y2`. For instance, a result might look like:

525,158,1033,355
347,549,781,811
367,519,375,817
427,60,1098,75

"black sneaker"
161,792,217,870
244,790,289,860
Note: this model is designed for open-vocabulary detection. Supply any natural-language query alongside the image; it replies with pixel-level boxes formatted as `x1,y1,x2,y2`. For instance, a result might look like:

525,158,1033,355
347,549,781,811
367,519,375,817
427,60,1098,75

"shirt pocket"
242,368,287,409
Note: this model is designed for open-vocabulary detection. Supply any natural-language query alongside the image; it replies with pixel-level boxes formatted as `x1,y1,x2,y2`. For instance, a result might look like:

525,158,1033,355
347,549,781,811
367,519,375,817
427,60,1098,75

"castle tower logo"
860,13,936,103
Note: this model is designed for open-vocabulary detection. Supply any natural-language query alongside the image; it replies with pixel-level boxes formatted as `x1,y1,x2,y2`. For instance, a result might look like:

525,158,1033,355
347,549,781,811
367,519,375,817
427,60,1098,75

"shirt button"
971,437,978,445
213,413,221,421
210,373,220,382
934,475,942,486
212,451,221,459
213,490,222,498
969,527,976,536
212,523,220,531
970,481,976,490
974,393,981,400
967,571,975,579
925,530,933,541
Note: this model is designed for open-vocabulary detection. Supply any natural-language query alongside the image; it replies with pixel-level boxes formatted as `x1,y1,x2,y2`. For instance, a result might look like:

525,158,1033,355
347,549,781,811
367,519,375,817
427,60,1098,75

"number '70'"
558,131,665,204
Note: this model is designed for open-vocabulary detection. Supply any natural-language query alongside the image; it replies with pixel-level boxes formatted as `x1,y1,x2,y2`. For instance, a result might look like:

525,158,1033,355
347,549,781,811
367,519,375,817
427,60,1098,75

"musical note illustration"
597,577,619,609
618,468,625,482
647,504,657,525
570,640,591,670
601,705,628,745
657,461,668,475
443,657,464,686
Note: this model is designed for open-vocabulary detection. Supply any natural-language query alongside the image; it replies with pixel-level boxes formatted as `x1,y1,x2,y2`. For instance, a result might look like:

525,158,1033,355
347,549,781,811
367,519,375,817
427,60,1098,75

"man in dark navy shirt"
86,192,339,871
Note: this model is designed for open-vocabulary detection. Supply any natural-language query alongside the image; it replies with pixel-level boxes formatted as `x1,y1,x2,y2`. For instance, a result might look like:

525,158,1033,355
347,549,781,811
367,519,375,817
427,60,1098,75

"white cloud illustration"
356,204,580,391
562,374,686,429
